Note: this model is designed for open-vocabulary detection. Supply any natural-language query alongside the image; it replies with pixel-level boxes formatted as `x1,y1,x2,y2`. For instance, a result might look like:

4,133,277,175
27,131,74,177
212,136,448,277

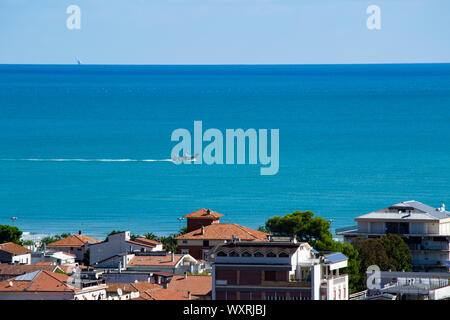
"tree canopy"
0,225,22,244
352,234,412,290
265,210,332,243
264,211,361,293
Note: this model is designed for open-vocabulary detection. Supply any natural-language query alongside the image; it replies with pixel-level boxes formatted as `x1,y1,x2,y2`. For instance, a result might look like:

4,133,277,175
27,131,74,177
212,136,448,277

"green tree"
0,225,22,244
39,233,71,249
353,238,390,291
178,226,188,235
144,232,159,241
107,230,124,238
265,210,332,243
264,211,360,293
257,225,269,233
379,234,412,272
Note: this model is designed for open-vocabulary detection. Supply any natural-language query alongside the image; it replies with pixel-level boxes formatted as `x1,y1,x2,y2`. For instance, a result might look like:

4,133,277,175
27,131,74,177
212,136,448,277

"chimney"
201,225,204,235
184,271,187,279
78,230,82,235
171,252,175,262
188,291,191,300
206,209,211,215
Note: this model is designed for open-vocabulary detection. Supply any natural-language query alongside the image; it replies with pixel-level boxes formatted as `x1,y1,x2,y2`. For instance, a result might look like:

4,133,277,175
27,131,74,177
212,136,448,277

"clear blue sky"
1,0,449,64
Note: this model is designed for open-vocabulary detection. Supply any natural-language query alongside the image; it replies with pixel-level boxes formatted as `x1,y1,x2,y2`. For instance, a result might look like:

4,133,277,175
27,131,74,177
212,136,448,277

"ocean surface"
1,64,450,240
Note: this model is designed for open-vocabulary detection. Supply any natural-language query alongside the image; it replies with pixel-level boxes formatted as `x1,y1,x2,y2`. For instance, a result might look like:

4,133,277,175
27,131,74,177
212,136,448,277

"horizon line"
1,62,450,67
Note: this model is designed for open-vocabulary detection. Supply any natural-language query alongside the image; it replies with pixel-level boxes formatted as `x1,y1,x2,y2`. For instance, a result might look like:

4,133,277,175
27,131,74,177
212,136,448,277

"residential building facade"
0,242,31,264
46,232,101,262
89,231,163,265
336,200,450,272
176,209,269,260
211,239,348,300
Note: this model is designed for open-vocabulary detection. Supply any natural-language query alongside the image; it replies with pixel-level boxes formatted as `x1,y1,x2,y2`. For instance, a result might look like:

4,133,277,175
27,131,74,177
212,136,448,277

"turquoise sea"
1,64,450,239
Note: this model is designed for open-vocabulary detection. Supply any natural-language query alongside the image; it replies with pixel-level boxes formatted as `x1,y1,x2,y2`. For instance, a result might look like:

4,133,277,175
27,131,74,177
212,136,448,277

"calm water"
1,64,450,239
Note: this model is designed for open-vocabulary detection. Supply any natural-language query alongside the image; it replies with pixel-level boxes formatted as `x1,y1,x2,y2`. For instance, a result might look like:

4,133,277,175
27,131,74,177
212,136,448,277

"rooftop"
126,237,161,248
0,242,31,255
107,281,188,300
166,275,212,299
128,254,185,267
47,234,101,248
0,264,58,275
175,223,269,241
183,208,224,220
0,270,76,293
355,200,450,222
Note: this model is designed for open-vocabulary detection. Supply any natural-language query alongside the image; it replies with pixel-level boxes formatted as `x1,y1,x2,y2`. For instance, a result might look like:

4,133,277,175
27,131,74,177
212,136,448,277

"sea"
1,64,450,240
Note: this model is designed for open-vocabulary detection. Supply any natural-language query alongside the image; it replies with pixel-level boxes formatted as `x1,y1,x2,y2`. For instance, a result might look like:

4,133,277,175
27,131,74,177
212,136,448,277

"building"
211,239,349,300
336,200,450,272
46,232,101,262
176,210,269,260
0,242,31,264
0,270,107,300
126,252,202,275
0,264,63,281
183,208,224,233
31,251,77,266
105,281,187,300
163,274,212,300
89,231,163,266
351,270,450,300
102,270,153,284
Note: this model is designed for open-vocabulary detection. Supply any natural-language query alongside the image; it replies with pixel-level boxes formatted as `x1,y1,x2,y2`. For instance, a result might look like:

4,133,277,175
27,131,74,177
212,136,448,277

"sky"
0,0,449,64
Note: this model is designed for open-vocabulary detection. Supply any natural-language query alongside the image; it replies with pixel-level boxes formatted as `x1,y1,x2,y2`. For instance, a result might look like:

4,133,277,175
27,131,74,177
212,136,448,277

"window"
203,240,210,247
181,249,189,254
279,252,289,257
265,271,276,281
386,222,409,234
254,251,264,257
267,252,276,258
182,240,188,244
216,251,227,257
241,251,251,257
229,251,239,257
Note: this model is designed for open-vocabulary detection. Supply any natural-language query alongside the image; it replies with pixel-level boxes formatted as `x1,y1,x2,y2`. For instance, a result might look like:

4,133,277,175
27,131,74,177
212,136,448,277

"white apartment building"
89,231,163,265
336,200,450,272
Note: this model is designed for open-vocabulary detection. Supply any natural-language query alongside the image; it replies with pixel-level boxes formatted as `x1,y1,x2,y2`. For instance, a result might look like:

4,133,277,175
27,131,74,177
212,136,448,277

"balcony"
261,280,311,288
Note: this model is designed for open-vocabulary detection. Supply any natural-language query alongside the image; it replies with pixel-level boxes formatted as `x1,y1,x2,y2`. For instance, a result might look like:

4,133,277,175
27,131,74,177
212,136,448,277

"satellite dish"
117,288,123,296
9,281,13,287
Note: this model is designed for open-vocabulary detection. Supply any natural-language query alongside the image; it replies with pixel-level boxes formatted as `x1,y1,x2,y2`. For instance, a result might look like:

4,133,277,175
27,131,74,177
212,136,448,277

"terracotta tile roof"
126,237,161,248
183,208,224,219
128,254,183,267
0,264,57,275
0,270,76,293
138,288,187,300
175,223,269,241
47,234,100,248
108,282,187,300
167,275,212,299
0,242,31,255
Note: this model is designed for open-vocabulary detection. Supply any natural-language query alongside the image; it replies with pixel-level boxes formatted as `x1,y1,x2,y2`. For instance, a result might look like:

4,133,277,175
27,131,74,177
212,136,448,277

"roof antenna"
440,201,446,212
